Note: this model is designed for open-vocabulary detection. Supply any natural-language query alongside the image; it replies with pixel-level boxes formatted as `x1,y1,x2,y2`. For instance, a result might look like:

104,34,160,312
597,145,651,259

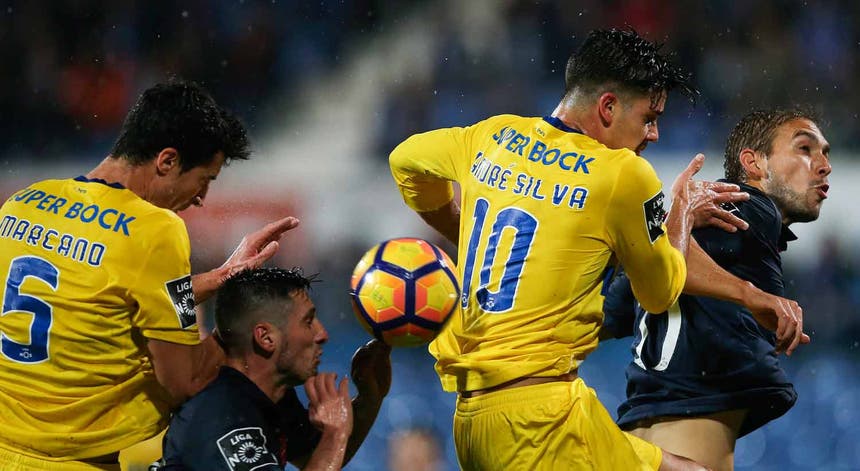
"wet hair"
110,81,250,172
215,267,315,355
724,107,820,184
564,29,697,107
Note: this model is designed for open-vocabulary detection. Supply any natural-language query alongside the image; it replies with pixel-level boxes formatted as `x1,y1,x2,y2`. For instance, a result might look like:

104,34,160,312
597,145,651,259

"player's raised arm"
191,216,301,304
344,339,392,464
389,124,479,243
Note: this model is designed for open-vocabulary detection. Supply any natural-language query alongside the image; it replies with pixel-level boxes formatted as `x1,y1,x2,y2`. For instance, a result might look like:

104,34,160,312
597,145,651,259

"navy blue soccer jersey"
604,182,798,437
161,366,321,470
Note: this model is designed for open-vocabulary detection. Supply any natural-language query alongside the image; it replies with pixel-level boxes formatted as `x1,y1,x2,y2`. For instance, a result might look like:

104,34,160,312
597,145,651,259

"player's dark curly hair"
111,81,250,172
724,107,820,184
215,267,317,355
564,29,698,107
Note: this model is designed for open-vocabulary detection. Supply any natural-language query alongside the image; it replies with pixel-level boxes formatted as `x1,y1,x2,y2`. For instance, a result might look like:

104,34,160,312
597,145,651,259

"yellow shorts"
119,430,165,471
0,445,120,471
453,378,662,470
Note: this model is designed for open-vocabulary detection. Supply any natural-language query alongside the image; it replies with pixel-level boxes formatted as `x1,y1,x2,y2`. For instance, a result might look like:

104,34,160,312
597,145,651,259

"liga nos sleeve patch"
217,427,278,471
165,275,197,329
643,191,667,244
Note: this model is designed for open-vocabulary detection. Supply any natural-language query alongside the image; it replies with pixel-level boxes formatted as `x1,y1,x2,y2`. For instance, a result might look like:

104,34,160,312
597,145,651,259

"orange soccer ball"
349,238,459,347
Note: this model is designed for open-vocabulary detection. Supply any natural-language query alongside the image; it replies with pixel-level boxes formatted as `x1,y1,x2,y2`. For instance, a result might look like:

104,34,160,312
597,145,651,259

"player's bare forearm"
683,239,753,303
684,240,808,355
191,266,231,305
664,200,695,257
418,200,460,245
298,428,350,471
343,339,391,464
343,394,384,464
191,216,300,304
148,335,225,405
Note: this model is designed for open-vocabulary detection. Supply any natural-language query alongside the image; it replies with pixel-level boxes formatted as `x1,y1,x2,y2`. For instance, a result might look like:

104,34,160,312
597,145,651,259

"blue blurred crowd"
374,0,860,157
0,0,410,161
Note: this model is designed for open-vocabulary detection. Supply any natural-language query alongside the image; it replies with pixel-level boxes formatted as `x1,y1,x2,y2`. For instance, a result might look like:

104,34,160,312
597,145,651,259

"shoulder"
734,186,782,232
605,154,663,205
171,374,264,436
472,114,532,132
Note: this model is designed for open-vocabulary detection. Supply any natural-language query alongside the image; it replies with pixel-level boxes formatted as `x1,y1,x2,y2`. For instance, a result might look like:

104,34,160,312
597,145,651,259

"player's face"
760,118,831,224
277,290,329,384
167,152,225,212
607,91,665,155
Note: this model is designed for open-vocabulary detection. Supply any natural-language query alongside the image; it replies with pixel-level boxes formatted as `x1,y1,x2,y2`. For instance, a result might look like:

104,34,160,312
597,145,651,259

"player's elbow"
637,298,670,315
634,278,683,314
388,137,414,172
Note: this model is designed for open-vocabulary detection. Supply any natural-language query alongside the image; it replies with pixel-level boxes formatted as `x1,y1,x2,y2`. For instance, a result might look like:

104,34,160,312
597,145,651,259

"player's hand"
744,287,810,356
671,154,750,233
350,339,392,400
219,216,300,277
305,373,353,436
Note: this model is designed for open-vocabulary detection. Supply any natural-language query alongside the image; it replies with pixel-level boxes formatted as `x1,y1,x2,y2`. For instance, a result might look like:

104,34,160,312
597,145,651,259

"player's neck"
87,156,156,201
226,356,287,403
551,101,597,138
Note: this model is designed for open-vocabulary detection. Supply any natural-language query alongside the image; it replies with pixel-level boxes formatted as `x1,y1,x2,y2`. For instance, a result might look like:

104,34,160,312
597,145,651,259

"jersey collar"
74,175,126,190
731,180,798,251
543,116,584,134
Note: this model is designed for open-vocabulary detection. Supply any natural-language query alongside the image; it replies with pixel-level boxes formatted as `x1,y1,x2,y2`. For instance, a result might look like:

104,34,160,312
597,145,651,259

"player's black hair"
215,267,316,355
110,81,250,172
724,107,820,184
564,29,698,107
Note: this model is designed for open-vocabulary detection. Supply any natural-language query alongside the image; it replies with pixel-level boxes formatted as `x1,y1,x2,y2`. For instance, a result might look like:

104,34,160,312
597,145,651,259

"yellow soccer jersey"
390,115,686,392
0,176,200,460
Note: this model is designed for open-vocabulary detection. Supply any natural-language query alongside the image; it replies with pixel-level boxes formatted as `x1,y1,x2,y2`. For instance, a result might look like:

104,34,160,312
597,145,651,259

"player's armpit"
389,127,469,212
418,200,461,245
147,336,225,405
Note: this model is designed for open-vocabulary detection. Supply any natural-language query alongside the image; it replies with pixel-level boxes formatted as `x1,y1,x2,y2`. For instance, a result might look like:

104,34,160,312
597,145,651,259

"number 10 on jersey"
461,198,538,313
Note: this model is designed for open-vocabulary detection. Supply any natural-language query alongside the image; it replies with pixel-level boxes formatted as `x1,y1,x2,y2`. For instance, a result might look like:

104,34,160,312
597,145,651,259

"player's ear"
597,92,617,127
253,323,277,354
154,148,180,176
739,148,765,181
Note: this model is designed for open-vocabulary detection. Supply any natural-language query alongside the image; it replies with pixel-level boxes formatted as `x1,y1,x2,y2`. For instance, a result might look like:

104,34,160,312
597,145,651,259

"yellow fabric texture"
390,115,685,393
0,444,120,471
452,379,659,470
0,178,200,460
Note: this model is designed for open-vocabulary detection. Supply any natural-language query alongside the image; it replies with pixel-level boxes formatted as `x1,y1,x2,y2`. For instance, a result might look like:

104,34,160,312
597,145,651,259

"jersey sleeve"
388,125,473,212
605,156,686,314
129,214,200,345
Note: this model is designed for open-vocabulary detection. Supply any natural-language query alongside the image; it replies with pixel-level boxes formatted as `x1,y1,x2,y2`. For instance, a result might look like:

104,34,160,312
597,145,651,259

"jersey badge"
217,427,278,471
165,275,196,329
643,191,667,244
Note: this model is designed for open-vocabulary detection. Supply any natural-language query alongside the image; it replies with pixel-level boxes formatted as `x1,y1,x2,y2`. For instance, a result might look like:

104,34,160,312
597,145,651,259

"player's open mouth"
815,184,829,199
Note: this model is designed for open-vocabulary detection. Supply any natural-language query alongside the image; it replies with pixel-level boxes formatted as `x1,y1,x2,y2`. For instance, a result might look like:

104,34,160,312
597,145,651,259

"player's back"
0,177,198,459
405,115,685,392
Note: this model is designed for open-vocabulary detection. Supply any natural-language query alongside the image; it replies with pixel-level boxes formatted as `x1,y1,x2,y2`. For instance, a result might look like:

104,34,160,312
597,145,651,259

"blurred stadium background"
3,1,860,469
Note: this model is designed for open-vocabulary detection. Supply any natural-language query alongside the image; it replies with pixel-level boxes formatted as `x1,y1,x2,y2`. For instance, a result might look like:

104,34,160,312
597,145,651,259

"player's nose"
315,320,329,344
647,122,659,142
816,153,832,177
